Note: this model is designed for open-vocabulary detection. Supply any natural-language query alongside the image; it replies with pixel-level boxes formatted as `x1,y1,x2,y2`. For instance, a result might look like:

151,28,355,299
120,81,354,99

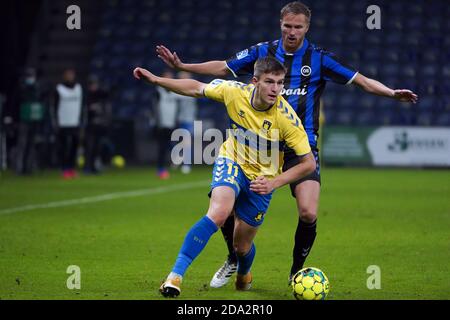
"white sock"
168,272,182,280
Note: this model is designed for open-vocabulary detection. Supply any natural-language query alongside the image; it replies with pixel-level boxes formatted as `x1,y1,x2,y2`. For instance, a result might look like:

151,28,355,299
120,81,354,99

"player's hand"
250,176,275,195
393,89,418,104
133,67,157,83
156,45,184,70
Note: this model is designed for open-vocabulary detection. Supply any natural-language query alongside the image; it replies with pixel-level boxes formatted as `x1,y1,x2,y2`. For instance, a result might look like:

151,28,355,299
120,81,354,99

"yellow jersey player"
133,57,315,298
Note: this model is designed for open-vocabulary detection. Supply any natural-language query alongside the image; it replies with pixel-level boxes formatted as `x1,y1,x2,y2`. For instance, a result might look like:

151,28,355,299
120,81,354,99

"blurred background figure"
0,92,6,172
83,75,111,174
153,69,178,179
176,71,197,174
16,67,46,175
52,68,83,179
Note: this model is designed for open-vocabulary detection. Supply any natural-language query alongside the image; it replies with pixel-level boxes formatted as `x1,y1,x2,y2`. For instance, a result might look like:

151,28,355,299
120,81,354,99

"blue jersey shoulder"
308,42,339,59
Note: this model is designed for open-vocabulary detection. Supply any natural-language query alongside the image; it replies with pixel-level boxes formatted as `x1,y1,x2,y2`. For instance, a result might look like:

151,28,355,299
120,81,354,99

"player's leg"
209,212,237,288
222,212,237,263
160,186,235,297
283,149,321,280
290,180,320,278
209,158,242,289
161,157,240,297
232,176,272,291
233,216,258,291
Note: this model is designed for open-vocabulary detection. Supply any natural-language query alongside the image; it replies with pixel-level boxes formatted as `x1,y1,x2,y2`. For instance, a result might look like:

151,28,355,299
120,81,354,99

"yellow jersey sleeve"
203,79,230,103
279,102,311,156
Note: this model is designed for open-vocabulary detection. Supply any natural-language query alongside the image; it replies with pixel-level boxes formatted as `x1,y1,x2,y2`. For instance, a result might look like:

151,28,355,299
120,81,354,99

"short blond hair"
254,57,287,78
280,2,312,22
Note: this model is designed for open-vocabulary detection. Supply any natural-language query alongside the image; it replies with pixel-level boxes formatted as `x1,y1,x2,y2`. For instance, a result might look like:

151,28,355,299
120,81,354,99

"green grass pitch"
0,167,449,300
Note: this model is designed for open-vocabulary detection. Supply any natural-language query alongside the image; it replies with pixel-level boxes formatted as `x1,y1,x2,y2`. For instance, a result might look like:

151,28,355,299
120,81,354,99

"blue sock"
237,243,256,275
172,216,218,276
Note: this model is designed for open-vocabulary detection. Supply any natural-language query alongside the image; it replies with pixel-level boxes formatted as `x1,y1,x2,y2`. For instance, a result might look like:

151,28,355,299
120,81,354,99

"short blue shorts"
210,157,273,227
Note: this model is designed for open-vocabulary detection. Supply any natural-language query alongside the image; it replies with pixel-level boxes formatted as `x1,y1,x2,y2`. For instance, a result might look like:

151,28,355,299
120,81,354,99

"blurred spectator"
176,71,197,174
52,68,83,179
16,67,47,175
0,92,6,171
154,70,178,179
83,75,111,174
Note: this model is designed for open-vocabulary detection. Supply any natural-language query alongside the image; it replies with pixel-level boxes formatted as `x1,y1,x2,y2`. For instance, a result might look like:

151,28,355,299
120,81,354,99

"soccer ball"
111,155,125,168
291,267,330,300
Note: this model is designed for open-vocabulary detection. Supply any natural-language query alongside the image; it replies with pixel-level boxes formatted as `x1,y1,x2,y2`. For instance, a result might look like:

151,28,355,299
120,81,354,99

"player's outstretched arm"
156,45,229,76
249,152,316,195
353,73,418,103
133,67,206,98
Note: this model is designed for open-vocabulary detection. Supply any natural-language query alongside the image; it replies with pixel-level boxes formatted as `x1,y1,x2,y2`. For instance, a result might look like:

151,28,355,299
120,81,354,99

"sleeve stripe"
225,62,238,78
346,71,359,86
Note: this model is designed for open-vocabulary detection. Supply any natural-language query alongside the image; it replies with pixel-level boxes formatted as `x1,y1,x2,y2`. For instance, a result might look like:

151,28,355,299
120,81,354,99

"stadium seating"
89,0,447,127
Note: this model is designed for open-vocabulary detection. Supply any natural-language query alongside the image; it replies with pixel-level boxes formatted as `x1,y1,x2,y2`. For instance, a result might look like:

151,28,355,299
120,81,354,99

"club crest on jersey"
301,65,312,77
238,110,246,118
262,120,272,131
236,49,249,60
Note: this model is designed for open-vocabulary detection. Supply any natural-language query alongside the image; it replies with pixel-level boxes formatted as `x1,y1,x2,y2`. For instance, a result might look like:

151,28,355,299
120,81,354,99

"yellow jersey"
204,79,311,180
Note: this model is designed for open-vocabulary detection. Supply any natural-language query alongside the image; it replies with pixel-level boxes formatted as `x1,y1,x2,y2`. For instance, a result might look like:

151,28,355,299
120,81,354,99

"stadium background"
1,0,449,166
0,0,449,300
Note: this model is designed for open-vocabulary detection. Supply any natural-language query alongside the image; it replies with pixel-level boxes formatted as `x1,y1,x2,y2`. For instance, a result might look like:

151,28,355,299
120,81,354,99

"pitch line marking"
0,180,209,216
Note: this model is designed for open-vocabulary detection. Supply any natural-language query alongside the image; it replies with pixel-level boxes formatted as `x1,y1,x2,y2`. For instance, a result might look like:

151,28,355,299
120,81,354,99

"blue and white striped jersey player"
156,1,418,286
133,57,316,298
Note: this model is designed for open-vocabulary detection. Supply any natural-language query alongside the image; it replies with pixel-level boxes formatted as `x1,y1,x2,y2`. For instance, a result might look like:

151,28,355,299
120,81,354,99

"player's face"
253,72,285,107
280,13,309,52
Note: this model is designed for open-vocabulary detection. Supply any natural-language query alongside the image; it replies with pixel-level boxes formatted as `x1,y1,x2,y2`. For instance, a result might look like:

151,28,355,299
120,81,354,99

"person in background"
153,70,178,179
83,75,111,174
52,68,83,179
175,71,197,174
16,67,46,175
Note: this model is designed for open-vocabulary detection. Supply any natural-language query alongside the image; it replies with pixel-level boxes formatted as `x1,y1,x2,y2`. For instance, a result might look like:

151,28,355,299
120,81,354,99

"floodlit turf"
0,166,449,300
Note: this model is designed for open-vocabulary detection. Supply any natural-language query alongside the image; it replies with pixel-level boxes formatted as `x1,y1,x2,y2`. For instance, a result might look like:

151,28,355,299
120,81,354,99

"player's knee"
233,242,251,257
206,212,229,228
298,207,317,223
